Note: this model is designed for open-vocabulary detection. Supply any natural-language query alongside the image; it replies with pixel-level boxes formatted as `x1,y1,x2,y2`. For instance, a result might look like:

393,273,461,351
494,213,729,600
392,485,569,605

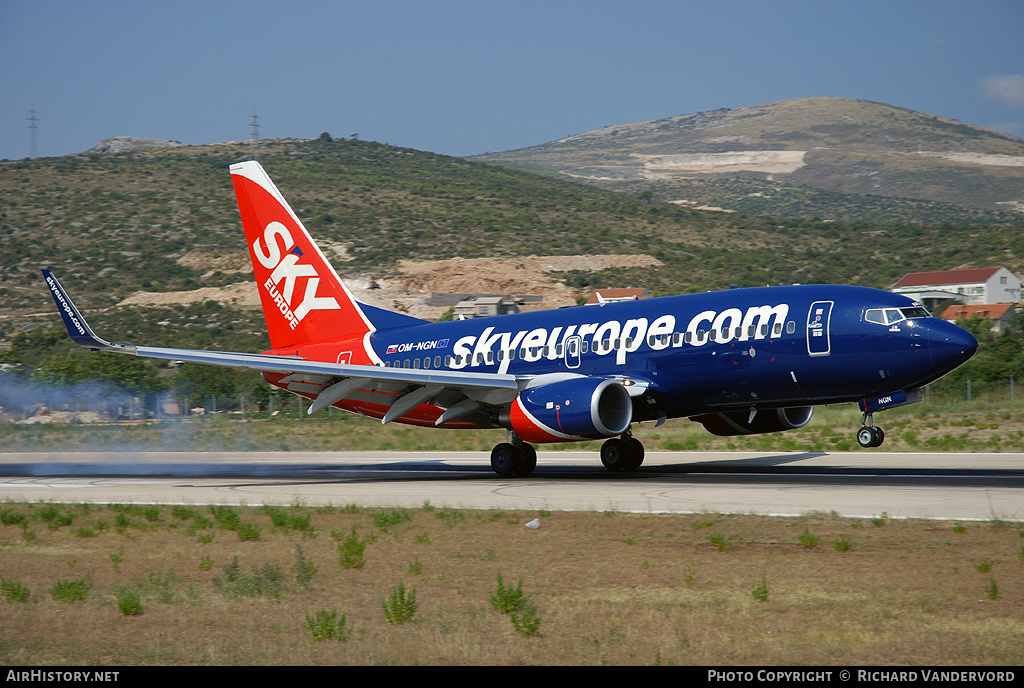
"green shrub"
305,608,351,641
213,557,285,599
752,576,769,602
489,573,525,614
381,581,417,624
1,578,30,602
833,538,852,552
116,587,143,615
236,522,262,542
50,578,92,603
294,544,317,587
799,529,820,548
338,528,367,569
511,606,542,637
986,576,999,600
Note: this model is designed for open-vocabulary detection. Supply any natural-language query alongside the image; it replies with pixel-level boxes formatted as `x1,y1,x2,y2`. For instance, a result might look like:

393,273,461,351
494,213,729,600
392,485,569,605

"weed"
752,575,769,602
264,506,313,534
833,538,852,552
0,508,26,526
952,523,967,533
1,578,30,602
114,513,130,532
210,505,241,531
682,567,695,587
338,528,367,569
799,529,820,548
213,557,285,599
623,535,637,545
490,573,526,614
171,505,197,520
408,556,423,575
986,576,999,600
199,554,213,571
511,605,543,637
109,549,125,570
50,578,92,603
74,526,97,538
236,522,262,542
708,533,732,552
294,544,317,587
415,532,431,544
436,507,464,527
975,558,995,573
116,587,143,616
692,518,717,530
373,509,412,533
871,516,887,527
306,608,351,641
381,581,417,624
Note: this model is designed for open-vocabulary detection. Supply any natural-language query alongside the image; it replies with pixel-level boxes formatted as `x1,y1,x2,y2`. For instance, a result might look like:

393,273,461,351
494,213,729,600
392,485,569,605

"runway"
0,450,1022,521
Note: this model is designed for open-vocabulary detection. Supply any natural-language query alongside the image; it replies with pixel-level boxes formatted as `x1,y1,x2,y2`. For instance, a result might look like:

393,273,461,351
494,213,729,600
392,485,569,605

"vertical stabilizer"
231,161,375,353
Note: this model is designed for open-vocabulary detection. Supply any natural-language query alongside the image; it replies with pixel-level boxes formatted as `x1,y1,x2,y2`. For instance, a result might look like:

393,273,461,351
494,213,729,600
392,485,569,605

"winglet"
41,269,127,352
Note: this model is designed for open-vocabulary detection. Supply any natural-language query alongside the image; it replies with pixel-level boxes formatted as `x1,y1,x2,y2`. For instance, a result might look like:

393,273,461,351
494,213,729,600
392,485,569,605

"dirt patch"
634,151,808,178
118,254,663,321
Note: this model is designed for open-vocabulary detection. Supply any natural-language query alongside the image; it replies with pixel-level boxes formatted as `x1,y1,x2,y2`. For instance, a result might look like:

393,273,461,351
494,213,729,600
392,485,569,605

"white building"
890,267,1022,309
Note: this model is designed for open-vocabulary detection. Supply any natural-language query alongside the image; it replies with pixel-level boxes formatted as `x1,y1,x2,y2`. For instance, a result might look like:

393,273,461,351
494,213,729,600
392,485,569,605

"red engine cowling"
692,406,814,436
500,377,633,443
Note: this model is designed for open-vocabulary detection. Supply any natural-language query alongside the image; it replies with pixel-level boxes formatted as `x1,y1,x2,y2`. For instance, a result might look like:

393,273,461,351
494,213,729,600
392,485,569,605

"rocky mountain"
473,98,1024,222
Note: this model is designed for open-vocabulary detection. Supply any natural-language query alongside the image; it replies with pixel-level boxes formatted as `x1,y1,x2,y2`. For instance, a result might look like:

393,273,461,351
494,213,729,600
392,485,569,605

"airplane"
41,160,979,477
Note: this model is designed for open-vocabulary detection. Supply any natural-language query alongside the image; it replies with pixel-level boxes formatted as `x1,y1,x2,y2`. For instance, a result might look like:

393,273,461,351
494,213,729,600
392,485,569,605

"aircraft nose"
929,322,979,376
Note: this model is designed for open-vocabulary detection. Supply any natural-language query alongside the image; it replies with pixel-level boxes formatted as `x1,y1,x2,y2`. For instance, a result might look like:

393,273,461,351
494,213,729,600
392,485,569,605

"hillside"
473,97,1024,224
1,135,1023,365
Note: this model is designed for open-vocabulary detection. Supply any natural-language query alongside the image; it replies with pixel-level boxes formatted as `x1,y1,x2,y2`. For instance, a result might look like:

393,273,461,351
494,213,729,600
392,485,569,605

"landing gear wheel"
856,426,884,448
515,444,537,477
600,438,628,471
490,442,521,477
624,437,645,471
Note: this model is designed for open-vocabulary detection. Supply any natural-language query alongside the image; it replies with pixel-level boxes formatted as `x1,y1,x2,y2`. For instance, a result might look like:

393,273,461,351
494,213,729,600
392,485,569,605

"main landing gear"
856,412,885,448
600,431,645,472
489,430,647,477
490,436,538,478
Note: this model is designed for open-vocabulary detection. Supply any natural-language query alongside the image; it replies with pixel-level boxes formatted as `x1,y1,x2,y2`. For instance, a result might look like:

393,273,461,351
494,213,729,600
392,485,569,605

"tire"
490,443,520,477
624,438,645,471
871,427,885,447
600,438,627,471
856,426,876,448
515,444,537,477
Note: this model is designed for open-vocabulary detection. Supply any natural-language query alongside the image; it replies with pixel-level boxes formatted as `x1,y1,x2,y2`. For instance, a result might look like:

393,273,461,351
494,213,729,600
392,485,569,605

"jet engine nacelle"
501,377,633,443
692,406,814,436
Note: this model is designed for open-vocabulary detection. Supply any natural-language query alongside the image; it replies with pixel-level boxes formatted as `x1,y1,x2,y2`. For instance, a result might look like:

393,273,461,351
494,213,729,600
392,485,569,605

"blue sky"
2,1,1022,160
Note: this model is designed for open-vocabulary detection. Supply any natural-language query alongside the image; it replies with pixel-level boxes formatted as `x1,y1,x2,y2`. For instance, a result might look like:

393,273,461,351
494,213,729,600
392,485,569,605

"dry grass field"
1,500,1022,666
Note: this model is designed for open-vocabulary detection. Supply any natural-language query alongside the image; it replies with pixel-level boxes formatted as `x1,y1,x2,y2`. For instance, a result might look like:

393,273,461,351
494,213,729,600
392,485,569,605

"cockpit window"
865,306,933,325
899,306,931,319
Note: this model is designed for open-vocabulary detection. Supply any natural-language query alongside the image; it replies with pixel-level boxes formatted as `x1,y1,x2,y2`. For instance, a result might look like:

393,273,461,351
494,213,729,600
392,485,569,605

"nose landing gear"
856,412,885,448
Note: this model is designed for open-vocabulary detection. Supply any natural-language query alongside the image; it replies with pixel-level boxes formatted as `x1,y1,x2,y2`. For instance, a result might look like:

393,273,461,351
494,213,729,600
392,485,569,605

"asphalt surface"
1,450,1022,520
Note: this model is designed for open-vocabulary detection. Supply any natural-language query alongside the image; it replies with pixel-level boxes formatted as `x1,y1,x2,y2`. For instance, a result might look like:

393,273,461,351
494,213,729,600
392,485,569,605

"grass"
0,501,1021,665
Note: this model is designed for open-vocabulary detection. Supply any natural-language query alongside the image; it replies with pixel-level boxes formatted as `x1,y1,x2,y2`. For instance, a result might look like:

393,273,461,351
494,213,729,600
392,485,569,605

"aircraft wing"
41,269,520,424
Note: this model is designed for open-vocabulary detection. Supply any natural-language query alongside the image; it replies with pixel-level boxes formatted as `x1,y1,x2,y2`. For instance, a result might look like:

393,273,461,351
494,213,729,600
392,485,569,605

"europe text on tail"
42,161,978,476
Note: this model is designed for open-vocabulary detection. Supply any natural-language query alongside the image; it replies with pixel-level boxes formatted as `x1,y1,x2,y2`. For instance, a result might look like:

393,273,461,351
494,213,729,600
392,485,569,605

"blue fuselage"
368,284,978,420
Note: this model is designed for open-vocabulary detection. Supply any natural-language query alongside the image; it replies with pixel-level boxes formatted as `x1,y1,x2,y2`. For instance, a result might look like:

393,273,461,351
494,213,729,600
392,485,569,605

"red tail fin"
231,161,374,352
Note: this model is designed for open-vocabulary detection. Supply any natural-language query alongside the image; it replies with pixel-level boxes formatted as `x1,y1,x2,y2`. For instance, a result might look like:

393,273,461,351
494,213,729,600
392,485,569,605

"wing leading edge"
40,269,519,426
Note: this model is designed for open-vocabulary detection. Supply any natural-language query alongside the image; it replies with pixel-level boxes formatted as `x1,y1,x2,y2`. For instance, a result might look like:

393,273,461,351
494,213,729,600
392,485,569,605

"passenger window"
582,341,589,354
674,332,683,345
786,321,796,334
748,326,756,337
444,355,452,367
648,335,657,346
434,356,441,368
761,324,769,336
773,323,782,336
414,358,421,369
423,357,431,369
556,344,563,356
684,332,692,343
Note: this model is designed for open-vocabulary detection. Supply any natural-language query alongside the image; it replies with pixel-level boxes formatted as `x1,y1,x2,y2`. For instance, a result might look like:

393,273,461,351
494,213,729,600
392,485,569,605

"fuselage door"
564,335,581,369
806,301,834,357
